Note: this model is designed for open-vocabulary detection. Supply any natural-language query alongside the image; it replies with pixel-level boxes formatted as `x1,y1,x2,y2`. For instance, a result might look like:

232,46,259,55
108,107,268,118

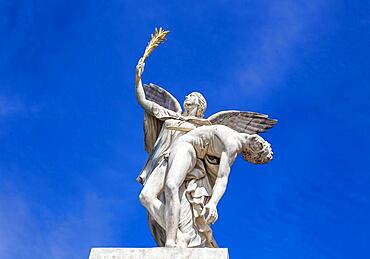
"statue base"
89,247,229,259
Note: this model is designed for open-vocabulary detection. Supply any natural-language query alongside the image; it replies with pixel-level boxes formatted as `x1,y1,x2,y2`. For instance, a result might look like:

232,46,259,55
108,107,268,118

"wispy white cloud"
0,167,139,259
0,189,113,259
46,192,114,259
0,95,24,117
232,1,330,98
0,182,45,258
0,95,42,120
0,94,42,138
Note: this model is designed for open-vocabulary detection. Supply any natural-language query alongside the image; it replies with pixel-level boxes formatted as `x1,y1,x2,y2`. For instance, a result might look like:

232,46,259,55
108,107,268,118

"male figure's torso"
178,125,241,159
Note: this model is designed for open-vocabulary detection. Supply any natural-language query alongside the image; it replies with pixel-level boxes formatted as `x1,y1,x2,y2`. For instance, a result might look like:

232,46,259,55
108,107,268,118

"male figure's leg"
139,160,166,228
164,142,197,247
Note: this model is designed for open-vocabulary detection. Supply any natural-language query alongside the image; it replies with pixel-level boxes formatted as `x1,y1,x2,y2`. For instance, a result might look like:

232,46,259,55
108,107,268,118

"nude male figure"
164,124,273,247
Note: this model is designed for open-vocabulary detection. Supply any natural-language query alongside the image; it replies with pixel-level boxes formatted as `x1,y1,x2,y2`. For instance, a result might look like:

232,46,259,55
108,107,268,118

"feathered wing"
143,83,182,153
208,110,277,134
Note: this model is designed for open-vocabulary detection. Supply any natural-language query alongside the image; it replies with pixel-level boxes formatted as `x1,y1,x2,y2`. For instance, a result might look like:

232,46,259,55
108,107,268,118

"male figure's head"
242,134,273,164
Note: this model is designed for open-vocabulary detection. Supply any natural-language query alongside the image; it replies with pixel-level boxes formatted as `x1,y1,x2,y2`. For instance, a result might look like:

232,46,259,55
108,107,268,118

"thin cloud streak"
0,167,138,259
233,1,330,98
0,95,24,117
0,190,113,259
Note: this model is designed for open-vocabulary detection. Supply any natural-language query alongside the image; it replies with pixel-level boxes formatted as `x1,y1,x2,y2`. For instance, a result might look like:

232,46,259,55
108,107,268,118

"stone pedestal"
89,248,229,259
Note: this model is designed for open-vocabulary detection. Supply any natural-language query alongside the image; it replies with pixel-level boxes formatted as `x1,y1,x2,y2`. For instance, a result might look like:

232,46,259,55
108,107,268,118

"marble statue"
135,28,277,248
164,125,272,247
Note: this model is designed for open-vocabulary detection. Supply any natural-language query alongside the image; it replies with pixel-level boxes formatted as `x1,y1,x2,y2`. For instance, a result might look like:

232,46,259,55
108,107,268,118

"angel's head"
183,92,207,118
242,134,273,164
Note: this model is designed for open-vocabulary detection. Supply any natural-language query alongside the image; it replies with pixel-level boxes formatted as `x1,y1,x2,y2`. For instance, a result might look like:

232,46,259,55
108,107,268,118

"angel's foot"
165,240,176,248
176,231,191,248
176,241,187,248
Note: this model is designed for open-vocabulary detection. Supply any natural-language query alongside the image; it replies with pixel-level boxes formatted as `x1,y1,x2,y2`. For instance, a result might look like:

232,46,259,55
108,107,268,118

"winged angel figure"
135,28,277,248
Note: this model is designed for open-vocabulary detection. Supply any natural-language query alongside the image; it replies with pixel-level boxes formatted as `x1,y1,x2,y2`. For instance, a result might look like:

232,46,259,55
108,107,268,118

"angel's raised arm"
135,62,182,120
135,61,153,112
135,28,177,117
135,61,170,117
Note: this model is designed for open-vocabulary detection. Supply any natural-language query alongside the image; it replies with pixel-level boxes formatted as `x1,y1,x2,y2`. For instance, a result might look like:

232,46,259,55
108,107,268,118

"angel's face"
183,93,198,111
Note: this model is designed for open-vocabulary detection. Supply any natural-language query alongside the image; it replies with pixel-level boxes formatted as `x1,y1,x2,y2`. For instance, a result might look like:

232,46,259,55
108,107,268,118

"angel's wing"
208,110,277,134
144,83,182,113
143,83,182,153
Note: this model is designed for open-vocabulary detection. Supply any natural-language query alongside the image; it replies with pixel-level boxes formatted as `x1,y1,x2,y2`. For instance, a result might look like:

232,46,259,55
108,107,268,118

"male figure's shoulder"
212,125,238,140
211,125,240,154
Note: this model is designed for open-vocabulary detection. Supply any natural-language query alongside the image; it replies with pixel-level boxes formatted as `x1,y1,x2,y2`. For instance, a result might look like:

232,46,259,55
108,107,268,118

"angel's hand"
136,60,145,83
137,57,144,67
136,62,145,76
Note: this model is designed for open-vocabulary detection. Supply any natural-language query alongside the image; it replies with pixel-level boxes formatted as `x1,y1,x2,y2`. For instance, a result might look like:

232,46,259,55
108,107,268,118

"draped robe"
138,102,220,247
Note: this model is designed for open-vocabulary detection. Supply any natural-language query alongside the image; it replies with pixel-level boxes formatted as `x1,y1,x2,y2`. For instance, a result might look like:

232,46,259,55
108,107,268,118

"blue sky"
1,0,370,258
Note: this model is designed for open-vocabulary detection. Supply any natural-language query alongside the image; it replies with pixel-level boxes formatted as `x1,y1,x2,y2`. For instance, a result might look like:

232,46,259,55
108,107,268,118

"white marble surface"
89,247,229,259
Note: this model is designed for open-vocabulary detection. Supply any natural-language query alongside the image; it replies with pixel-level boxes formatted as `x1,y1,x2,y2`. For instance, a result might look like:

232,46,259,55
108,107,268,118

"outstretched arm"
209,151,236,206
135,60,153,112
202,150,237,224
135,28,170,115
135,60,181,121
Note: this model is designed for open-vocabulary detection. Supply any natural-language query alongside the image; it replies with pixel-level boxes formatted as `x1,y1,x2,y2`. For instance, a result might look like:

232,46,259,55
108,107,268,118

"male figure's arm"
202,146,237,224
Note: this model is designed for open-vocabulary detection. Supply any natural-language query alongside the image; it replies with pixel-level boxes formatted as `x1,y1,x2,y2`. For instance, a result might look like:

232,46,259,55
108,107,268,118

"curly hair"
242,134,273,164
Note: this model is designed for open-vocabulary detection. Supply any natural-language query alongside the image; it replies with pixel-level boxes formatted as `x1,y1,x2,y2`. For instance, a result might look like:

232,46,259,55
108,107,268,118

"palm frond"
140,27,169,64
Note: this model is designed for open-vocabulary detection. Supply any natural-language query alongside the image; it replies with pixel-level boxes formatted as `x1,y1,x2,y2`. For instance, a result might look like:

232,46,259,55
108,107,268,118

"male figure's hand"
201,202,218,224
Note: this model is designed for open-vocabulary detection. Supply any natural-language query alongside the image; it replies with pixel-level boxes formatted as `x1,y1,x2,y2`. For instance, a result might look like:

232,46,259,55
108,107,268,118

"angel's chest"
164,119,195,130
